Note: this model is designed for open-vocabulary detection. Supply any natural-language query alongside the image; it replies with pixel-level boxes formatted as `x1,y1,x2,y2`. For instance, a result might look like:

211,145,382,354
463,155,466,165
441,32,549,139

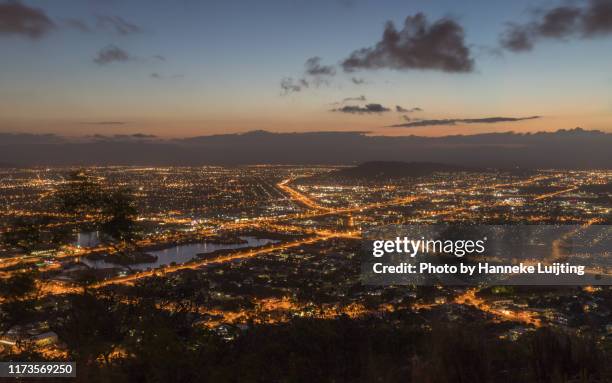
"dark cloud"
474,44,504,58
0,1,55,39
500,7,582,52
96,15,141,35
153,54,165,61
62,18,92,33
93,45,130,65
537,6,582,37
351,77,366,85
500,24,535,52
342,13,474,73
280,77,309,95
582,0,612,36
281,57,336,94
396,105,423,113
304,56,336,76
150,72,184,79
333,103,390,114
90,133,156,141
501,0,612,52
343,95,366,102
390,116,540,128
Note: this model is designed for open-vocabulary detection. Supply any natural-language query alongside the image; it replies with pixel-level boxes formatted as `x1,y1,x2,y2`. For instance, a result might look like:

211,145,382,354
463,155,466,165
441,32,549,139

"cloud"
93,45,131,65
281,57,337,94
131,133,156,139
304,56,336,76
342,13,474,73
333,103,390,114
351,77,366,85
500,0,612,52
328,95,366,107
583,0,612,36
396,105,423,113
343,95,366,102
537,6,583,37
500,24,535,52
150,72,183,79
62,18,92,33
153,54,165,61
390,116,540,128
0,1,55,39
280,77,309,94
90,133,157,141
96,15,141,35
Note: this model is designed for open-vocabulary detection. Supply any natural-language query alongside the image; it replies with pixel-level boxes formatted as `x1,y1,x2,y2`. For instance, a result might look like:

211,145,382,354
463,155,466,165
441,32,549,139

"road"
277,178,332,212
92,231,358,288
534,186,578,201
12,173,571,301
454,288,541,327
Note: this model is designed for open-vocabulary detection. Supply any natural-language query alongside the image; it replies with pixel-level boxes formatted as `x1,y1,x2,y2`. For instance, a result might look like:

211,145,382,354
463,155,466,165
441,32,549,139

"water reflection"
74,231,101,248
81,236,277,270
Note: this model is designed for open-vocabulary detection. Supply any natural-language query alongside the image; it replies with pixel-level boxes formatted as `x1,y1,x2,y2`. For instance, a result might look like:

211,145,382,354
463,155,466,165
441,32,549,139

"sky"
1,0,612,138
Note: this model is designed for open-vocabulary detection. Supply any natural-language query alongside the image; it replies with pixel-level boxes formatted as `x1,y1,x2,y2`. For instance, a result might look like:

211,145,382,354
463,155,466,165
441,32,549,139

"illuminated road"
48,178,406,290
0,174,548,274
39,176,489,292
18,178,369,293
33,230,362,295
92,229,360,288
550,217,602,261
277,178,332,212
7,173,593,298
454,288,541,327
534,186,578,200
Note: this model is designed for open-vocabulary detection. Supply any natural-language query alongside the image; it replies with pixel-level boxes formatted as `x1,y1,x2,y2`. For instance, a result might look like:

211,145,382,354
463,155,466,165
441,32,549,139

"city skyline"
2,0,612,137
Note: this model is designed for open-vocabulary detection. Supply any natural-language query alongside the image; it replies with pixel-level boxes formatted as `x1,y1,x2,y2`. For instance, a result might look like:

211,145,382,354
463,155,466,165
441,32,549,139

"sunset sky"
1,0,612,137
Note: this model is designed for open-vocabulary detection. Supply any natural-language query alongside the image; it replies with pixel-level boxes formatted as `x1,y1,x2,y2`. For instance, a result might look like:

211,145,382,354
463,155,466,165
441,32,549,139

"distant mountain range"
0,128,609,169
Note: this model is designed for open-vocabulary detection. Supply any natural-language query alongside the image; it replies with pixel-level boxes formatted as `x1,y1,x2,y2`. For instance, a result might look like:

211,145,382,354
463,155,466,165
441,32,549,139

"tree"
99,189,139,249
55,171,105,217
1,216,50,254
55,172,140,252
0,271,40,335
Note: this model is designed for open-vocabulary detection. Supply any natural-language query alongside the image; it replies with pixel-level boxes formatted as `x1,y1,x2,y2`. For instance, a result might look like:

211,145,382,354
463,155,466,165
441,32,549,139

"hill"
328,161,471,181
0,128,609,168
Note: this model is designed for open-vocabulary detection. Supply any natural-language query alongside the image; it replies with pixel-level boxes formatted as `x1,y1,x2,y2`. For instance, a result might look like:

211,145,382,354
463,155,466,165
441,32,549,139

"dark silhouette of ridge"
0,128,609,168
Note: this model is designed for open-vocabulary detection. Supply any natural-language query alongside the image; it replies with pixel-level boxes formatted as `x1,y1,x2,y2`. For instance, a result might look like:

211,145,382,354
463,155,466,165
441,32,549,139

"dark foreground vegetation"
1,277,610,383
